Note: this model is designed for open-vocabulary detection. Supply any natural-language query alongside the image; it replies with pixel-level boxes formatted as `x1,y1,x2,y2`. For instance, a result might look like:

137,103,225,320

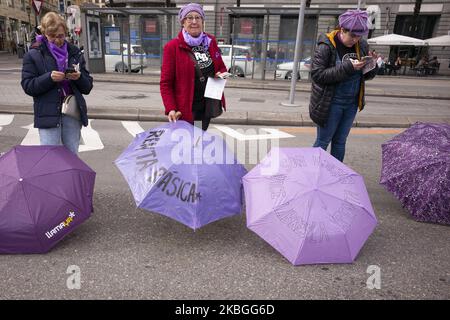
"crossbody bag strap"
186,50,206,83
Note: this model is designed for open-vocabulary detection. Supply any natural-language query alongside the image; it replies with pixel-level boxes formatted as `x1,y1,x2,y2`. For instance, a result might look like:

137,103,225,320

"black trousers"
193,100,211,131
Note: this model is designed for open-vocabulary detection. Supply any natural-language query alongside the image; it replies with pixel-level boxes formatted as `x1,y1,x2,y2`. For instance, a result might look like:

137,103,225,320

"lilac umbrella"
380,122,450,225
114,120,247,230
242,147,377,265
0,145,96,254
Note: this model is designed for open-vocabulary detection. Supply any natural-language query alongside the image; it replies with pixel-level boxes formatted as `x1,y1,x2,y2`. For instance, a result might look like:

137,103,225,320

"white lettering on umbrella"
20,123,40,145
213,125,294,141
0,115,14,132
122,121,145,137
79,120,104,152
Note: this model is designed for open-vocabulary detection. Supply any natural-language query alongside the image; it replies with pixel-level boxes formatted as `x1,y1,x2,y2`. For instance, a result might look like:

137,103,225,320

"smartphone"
361,56,373,62
65,68,76,74
218,72,232,79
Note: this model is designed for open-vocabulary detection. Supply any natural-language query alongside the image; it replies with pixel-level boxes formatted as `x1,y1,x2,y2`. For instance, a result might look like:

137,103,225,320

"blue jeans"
313,101,357,162
39,115,82,154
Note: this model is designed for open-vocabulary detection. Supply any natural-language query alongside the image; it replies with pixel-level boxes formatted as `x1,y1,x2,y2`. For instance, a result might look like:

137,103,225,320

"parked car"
275,57,312,80
218,44,253,77
105,44,147,73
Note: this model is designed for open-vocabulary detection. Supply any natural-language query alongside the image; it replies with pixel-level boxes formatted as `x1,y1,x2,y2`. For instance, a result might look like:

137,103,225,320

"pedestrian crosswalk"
0,114,296,154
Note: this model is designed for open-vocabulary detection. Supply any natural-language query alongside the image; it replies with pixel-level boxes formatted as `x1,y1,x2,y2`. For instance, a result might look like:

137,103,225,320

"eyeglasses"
47,34,66,41
185,15,202,22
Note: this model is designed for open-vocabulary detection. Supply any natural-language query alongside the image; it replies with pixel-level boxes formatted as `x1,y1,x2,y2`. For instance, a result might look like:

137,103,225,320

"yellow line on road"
279,127,404,135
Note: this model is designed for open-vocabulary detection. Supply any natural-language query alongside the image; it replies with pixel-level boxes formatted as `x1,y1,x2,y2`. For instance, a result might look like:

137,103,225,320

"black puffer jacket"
309,30,378,127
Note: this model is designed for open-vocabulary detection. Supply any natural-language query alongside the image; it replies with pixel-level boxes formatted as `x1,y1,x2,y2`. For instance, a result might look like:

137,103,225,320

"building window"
394,15,438,40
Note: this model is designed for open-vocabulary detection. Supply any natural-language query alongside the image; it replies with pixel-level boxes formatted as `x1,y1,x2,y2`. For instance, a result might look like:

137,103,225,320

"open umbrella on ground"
0,145,96,254
242,147,377,265
115,120,247,230
380,122,450,225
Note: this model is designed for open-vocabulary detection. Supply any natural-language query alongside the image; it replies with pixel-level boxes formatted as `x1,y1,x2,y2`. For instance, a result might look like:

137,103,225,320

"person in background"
21,12,93,154
309,9,378,162
376,55,385,75
160,3,227,131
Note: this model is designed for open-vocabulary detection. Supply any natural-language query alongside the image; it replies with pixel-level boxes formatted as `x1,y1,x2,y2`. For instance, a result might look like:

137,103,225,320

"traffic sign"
32,0,43,15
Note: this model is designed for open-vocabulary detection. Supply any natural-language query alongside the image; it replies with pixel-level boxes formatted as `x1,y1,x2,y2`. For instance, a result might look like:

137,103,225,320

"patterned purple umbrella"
380,122,450,225
115,121,247,230
0,146,96,254
243,147,377,265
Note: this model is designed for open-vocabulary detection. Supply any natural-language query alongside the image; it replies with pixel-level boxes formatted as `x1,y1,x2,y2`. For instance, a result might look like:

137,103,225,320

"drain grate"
115,94,147,100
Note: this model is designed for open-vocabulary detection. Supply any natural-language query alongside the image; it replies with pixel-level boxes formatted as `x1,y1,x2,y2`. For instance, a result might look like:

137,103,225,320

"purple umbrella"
0,145,96,254
115,121,247,230
380,122,450,225
242,147,377,265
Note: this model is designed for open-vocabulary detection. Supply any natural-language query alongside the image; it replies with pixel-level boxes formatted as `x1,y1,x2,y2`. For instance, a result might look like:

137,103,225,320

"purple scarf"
44,37,72,96
182,28,211,50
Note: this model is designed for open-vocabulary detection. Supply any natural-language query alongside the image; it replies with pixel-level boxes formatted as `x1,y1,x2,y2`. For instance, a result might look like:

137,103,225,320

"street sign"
32,0,43,15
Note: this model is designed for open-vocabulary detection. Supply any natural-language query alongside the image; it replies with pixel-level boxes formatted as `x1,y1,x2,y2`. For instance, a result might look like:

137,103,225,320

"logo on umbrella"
45,211,76,239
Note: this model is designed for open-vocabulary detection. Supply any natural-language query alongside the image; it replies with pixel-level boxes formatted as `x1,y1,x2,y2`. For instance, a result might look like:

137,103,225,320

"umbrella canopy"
242,147,377,265
367,33,426,46
380,122,450,225
115,121,247,230
425,34,450,47
0,145,96,254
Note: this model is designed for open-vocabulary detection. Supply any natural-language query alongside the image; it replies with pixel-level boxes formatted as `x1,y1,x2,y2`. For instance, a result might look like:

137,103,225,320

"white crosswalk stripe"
121,121,145,137
2,114,298,154
20,123,40,145
18,120,105,153
0,114,14,132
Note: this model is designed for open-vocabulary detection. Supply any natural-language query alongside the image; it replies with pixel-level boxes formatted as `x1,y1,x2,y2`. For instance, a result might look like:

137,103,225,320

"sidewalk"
91,72,450,100
1,51,450,127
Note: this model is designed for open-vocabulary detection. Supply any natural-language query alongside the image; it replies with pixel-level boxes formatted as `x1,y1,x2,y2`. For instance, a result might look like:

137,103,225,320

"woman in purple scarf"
160,3,228,131
21,12,93,154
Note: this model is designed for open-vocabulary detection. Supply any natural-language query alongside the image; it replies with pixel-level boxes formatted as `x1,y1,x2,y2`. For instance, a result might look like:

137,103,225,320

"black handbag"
187,51,223,119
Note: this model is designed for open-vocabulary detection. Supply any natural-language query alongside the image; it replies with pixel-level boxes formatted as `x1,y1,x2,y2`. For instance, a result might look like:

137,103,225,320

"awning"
367,34,426,46
425,34,450,47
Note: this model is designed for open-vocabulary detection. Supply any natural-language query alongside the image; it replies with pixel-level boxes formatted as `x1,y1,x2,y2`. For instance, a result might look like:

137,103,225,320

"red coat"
160,31,227,123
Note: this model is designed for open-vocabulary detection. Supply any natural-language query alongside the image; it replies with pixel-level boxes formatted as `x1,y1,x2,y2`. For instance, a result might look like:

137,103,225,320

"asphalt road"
0,114,448,300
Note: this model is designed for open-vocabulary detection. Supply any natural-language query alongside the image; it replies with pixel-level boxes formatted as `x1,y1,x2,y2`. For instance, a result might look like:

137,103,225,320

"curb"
92,77,450,100
3,103,444,128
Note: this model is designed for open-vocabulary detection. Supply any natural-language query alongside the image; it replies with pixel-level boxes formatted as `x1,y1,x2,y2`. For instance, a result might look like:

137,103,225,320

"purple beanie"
178,3,205,25
338,9,369,36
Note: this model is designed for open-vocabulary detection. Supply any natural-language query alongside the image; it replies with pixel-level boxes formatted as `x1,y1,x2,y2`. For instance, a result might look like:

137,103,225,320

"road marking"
20,123,40,145
20,121,105,153
79,120,104,152
279,127,404,135
213,125,294,141
122,121,145,137
0,114,14,132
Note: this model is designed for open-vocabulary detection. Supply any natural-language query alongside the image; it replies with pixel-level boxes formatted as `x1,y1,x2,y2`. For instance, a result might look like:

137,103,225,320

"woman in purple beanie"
21,12,93,154
160,2,228,131
309,9,379,162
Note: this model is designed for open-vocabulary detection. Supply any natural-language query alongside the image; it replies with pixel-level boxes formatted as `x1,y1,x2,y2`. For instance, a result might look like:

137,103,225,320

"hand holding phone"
65,67,76,75
217,72,232,79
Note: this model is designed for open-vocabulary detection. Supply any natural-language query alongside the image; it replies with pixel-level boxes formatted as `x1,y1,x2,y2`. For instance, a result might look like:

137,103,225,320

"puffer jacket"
21,40,93,128
309,30,378,127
